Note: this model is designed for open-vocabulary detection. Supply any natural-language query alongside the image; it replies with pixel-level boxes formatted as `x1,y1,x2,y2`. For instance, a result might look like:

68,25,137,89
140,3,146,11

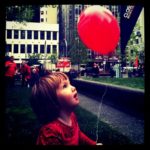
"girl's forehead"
60,78,69,83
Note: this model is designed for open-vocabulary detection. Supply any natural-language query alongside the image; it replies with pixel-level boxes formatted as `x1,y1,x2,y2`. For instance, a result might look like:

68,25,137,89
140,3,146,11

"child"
30,72,98,145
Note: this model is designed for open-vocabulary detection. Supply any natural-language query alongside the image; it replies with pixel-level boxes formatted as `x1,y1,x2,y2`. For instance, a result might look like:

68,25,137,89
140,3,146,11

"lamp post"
77,37,80,72
64,39,67,58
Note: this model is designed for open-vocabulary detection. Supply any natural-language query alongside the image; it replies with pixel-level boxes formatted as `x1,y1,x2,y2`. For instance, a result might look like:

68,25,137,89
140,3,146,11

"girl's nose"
71,85,76,92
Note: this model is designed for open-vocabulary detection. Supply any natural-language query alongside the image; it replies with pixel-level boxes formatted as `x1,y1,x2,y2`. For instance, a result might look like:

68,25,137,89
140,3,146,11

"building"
40,5,58,24
5,21,59,69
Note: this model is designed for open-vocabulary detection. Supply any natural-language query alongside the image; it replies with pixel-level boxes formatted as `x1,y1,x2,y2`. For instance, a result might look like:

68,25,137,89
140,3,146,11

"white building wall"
40,5,58,24
6,21,59,68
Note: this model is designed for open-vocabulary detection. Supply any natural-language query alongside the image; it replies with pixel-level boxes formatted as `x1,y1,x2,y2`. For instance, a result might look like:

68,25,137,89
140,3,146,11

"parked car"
80,64,86,76
85,66,93,76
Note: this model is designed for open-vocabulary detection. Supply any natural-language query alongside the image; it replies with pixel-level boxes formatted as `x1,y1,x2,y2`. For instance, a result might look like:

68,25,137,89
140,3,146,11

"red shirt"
36,112,96,145
5,61,17,77
20,64,31,79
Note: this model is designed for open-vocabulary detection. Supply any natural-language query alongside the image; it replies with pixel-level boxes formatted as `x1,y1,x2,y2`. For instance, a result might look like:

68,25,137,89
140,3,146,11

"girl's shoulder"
40,120,62,137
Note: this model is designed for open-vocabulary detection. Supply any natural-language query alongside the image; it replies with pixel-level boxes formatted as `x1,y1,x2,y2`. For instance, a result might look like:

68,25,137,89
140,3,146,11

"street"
78,92,144,144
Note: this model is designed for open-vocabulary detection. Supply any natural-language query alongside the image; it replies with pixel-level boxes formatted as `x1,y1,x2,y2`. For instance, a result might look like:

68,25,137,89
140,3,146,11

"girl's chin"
75,101,80,107
72,101,79,108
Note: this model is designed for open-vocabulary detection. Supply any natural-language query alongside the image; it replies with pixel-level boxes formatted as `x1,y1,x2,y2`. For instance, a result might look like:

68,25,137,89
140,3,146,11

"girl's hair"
30,72,69,124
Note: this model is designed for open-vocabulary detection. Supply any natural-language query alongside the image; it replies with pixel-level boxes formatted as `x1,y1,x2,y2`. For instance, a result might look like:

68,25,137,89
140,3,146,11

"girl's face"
56,78,79,110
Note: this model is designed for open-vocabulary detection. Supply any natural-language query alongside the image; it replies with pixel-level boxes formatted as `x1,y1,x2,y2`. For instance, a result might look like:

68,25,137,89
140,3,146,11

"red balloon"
77,5,120,55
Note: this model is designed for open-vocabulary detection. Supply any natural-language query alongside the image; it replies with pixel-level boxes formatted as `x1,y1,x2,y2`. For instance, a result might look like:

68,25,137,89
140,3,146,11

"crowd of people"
5,56,144,88
5,56,50,88
79,62,144,78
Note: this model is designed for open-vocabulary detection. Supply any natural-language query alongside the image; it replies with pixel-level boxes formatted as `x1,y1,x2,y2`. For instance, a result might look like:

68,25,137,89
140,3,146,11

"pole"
78,37,80,72
25,44,27,60
44,40,47,68
64,39,67,57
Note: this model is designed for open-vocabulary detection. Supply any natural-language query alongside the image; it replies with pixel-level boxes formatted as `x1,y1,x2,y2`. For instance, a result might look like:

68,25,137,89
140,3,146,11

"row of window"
41,18,47,22
6,30,57,40
6,44,57,54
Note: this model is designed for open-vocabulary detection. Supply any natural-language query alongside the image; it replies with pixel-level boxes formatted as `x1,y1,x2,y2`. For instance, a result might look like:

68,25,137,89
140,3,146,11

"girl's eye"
63,84,67,88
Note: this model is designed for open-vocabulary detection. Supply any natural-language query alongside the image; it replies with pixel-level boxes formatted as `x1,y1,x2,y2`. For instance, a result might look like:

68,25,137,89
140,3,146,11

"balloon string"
96,85,108,143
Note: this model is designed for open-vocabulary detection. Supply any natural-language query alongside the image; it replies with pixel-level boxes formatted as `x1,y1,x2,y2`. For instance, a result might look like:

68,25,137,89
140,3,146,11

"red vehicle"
56,57,71,72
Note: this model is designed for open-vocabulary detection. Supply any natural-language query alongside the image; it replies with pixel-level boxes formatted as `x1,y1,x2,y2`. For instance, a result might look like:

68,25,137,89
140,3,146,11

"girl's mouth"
74,93,78,100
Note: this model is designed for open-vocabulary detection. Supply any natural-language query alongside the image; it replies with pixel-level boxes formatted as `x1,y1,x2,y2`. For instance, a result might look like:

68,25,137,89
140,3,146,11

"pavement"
78,92,144,144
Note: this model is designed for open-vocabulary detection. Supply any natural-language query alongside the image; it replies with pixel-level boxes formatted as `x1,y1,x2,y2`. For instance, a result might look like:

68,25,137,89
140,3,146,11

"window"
34,45,38,53
6,44,12,52
14,30,19,39
7,30,12,39
21,30,25,39
53,32,57,40
47,31,51,40
40,45,45,53
14,44,18,53
41,11,44,15
52,45,57,54
27,44,32,53
47,45,51,53
41,18,44,22
40,31,45,40
34,31,38,39
75,8,78,15
27,30,32,39
20,44,25,53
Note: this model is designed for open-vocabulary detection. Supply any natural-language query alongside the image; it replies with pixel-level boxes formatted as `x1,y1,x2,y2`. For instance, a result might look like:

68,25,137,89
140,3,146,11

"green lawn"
81,76,144,90
4,85,133,145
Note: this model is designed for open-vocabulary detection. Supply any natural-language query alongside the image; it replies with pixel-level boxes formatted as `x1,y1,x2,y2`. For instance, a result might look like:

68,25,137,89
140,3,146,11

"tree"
27,53,41,66
48,54,57,70
49,54,57,64
6,6,36,22
69,38,88,65
6,5,57,23
125,21,144,66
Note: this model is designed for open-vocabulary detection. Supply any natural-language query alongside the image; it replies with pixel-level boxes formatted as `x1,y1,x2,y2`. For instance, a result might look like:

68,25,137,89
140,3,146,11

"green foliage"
69,38,88,64
49,54,57,64
82,77,144,90
6,6,35,22
27,54,41,66
126,21,144,64
5,87,40,144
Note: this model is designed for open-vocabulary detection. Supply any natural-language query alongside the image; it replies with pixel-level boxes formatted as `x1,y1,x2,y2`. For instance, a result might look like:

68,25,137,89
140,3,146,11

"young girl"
30,72,98,145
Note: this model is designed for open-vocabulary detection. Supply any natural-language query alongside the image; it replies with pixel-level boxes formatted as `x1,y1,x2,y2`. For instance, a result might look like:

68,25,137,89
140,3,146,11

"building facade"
5,21,59,66
40,5,58,24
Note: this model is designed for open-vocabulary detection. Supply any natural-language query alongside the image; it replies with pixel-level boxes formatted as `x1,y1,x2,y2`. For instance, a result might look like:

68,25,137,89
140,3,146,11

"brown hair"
30,72,69,124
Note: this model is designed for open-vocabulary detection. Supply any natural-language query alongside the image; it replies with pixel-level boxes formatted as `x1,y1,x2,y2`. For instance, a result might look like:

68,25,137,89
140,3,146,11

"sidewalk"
78,92,144,144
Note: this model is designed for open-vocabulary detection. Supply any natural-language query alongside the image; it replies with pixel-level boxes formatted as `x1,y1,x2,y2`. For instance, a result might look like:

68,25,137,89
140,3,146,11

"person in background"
109,64,115,78
30,72,102,145
20,61,31,87
30,67,40,87
5,56,17,87
92,63,99,78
